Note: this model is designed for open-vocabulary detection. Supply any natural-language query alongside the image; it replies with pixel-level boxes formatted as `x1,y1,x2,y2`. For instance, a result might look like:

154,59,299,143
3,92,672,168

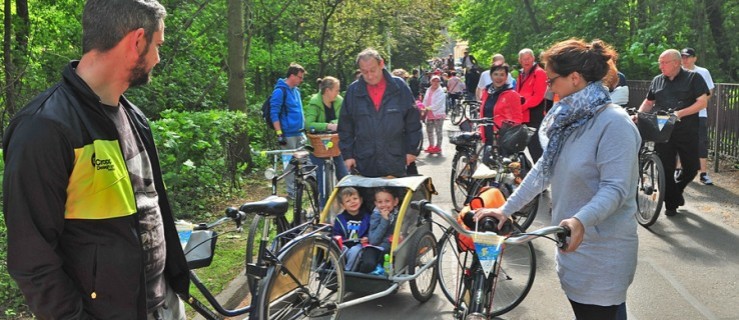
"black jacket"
3,61,190,319
338,69,422,177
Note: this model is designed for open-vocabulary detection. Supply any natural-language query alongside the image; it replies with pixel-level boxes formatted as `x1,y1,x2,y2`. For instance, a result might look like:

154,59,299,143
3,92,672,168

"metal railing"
625,80,738,172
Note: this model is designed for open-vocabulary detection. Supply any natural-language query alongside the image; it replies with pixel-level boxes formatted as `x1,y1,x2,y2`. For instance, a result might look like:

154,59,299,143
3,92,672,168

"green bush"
151,109,268,218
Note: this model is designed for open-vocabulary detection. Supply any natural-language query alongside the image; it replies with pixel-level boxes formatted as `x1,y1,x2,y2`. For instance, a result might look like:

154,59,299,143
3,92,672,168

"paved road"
337,119,739,319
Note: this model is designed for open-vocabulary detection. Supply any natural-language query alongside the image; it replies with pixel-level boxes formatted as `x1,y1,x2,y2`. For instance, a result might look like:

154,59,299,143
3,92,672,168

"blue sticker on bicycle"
657,115,669,131
473,233,505,274
281,154,292,170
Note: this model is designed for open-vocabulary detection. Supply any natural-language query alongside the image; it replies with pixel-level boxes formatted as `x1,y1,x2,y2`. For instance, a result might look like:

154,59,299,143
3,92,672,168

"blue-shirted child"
359,188,400,274
332,187,371,271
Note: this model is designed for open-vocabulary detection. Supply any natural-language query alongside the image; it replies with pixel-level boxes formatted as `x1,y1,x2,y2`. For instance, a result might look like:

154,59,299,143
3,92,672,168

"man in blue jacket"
3,1,188,319
271,63,305,197
338,48,422,177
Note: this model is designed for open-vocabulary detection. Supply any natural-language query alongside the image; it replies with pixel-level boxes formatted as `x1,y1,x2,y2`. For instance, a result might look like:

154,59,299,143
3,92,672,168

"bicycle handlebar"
194,207,249,231
250,145,313,156
412,200,570,249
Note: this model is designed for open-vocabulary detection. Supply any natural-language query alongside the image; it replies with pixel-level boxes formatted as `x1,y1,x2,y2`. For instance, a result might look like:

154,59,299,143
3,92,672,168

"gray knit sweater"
502,104,640,306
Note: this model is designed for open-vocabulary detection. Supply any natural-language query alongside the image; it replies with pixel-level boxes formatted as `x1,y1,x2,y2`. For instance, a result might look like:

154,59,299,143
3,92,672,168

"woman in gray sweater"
475,39,640,320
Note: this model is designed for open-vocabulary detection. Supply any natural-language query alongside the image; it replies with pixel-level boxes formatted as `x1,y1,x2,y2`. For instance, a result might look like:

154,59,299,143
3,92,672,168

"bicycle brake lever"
557,225,571,250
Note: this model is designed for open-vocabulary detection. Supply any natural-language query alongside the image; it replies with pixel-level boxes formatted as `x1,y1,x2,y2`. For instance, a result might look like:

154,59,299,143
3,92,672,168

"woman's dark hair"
490,63,510,75
541,38,617,82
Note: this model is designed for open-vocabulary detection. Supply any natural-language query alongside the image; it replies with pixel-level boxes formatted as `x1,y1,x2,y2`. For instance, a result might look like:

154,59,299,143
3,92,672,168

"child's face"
341,193,363,215
375,191,399,212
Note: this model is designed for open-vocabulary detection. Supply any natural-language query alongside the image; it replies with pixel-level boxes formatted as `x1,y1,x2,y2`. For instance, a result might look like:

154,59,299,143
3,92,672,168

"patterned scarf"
538,81,611,181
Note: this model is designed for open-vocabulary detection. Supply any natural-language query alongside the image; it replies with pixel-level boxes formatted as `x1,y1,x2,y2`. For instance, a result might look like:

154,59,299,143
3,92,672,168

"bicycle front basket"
449,131,480,147
637,112,677,143
184,230,218,269
307,133,341,158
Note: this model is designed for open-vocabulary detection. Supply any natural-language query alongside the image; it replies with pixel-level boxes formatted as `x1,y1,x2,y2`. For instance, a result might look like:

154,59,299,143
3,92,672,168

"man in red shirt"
516,48,548,163
338,48,422,177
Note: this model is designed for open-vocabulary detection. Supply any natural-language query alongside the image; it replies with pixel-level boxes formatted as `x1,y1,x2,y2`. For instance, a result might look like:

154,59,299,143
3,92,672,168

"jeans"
309,153,348,208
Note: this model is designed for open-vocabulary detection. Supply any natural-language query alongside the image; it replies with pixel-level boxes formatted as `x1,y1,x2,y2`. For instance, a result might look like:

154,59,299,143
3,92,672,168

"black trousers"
358,247,384,273
656,127,699,210
526,103,546,163
569,300,619,320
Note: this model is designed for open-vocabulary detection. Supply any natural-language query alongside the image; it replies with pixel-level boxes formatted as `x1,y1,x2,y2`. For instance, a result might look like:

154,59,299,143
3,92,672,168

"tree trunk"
521,0,541,34
226,0,252,180
3,0,16,140
705,0,736,81
316,0,343,78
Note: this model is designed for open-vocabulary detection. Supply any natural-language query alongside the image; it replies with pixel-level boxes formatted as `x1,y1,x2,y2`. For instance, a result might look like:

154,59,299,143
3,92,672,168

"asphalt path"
336,119,739,320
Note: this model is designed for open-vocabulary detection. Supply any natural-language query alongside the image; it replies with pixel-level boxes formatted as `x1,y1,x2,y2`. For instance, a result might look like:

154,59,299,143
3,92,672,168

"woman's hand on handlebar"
327,123,338,131
558,217,584,253
473,207,508,231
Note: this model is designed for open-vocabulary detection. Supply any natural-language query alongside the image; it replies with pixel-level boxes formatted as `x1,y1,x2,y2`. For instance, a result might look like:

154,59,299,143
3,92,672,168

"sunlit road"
337,119,739,320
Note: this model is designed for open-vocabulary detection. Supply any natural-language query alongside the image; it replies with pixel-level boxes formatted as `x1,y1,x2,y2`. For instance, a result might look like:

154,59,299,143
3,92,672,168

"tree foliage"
450,0,738,82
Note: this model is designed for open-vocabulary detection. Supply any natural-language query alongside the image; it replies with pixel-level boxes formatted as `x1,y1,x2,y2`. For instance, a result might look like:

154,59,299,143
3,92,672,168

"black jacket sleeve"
3,116,91,319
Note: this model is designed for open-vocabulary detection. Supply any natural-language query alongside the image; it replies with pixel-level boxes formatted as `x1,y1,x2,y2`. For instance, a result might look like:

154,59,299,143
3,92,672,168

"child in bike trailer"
332,187,371,271
360,188,400,274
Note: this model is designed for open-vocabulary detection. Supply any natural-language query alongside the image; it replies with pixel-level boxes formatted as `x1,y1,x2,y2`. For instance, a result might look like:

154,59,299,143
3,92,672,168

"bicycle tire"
294,175,319,226
510,195,539,231
451,102,465,125
451,151,477,211
489,240,536,317
436,228,474,306
245,215,290,294
257,235,345,320
408,231,438,302
635,154,664,227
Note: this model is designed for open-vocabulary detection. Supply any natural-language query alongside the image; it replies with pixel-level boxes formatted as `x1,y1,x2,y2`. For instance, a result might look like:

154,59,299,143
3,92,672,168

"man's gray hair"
518,48,535,58
356,48,383,65
82,0,167,54
661,49,681,62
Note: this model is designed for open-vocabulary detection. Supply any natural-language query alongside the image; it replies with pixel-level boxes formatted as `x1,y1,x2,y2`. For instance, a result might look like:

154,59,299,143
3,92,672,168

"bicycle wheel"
408,231,438,302
451,102,465,125
510,195,539,231
451,151,475,211
489,241,536,317
635,154,664,227
258,235,345,320
245,215,291,293
436,228,475,306
294,176,319,226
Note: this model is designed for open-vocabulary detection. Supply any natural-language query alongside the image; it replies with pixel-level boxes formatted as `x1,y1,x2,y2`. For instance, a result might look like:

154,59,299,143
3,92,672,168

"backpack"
261,87,288,130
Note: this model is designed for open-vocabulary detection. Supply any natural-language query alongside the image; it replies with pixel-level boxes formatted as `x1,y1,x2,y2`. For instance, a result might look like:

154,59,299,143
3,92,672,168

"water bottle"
383,254,392,274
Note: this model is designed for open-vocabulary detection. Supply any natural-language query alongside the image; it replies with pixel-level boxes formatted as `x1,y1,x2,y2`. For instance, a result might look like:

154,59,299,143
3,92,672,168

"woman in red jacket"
479,63,524,148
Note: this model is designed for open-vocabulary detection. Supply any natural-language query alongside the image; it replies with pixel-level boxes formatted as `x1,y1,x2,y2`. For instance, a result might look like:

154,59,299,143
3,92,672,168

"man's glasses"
546,75,561,86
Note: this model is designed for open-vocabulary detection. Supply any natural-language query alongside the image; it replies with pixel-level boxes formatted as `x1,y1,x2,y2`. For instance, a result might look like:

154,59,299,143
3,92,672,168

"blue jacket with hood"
270,79,304,137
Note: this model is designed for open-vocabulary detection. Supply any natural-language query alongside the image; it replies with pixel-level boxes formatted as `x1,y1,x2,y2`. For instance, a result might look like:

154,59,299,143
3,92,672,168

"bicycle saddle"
239,195,289,217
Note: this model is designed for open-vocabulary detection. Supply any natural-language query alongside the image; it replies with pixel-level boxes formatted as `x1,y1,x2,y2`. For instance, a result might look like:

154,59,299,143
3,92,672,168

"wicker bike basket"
307,133,341,158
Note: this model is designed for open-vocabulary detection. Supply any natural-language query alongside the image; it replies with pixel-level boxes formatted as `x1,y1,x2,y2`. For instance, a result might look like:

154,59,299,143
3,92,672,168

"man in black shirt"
638,49,710,217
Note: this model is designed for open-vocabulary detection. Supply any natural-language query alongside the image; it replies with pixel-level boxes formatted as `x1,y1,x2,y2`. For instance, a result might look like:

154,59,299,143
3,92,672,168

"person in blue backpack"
332,187,371,271
271,63,306,198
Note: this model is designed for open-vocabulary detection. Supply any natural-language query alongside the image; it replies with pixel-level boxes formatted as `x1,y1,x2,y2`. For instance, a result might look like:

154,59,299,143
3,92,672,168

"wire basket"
307,133,341,158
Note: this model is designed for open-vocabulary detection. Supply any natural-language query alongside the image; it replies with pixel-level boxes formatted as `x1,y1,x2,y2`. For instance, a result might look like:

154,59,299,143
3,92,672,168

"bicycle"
627,108,677,227
183,197,345,319
247,146,320,290
451,99,480,126
414,200,569,319
450,117,539,230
